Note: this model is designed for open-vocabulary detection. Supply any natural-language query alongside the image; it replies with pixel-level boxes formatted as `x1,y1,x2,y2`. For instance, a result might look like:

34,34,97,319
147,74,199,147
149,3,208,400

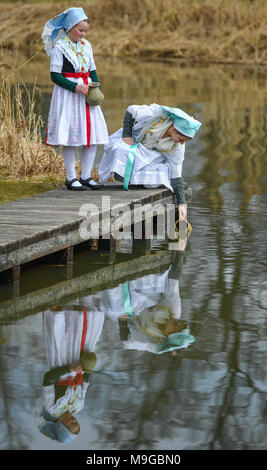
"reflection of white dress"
98,104,185,189
43,310,104,369
79,269,181,322
77,270,183,355
42,310,105,417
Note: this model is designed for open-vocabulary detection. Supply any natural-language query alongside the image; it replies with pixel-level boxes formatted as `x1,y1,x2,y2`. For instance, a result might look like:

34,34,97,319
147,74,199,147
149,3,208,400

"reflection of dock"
0,248,175,323
0,183,174,284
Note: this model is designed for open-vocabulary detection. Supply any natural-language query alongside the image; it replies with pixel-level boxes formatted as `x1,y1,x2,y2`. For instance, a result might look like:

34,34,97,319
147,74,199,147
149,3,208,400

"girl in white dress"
98,103,201,219
42,7,109,190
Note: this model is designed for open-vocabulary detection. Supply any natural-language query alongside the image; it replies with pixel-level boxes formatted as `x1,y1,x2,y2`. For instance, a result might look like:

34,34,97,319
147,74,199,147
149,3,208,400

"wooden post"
12,280,20,298
63,263,73,280
109,235,116,265
52,246,74,265
0,265,20,284
132,238,150,256
63,246,73,265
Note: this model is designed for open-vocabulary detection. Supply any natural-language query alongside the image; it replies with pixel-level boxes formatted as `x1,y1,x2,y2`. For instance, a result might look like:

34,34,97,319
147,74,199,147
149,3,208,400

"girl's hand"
75,84,89,95
178,204,187,220
123,137,135,146
177,240,187,252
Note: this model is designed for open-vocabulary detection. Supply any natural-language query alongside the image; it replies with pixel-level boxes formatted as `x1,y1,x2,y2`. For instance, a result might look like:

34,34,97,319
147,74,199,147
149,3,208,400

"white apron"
42,309,104,417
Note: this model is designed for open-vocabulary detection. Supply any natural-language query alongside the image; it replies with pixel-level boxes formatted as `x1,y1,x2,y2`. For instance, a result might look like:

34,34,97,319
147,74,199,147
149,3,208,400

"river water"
0,58,266,450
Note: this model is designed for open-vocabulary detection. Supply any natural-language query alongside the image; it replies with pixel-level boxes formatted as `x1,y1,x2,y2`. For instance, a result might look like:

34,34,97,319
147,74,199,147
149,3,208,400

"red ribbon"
57,372,83,387
56,307,88,387
80,307,88,354
63,72,91,148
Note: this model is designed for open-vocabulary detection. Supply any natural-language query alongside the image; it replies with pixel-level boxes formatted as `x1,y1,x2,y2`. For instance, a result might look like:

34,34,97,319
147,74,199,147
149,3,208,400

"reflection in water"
107,253,194,354
0,229,266,450
35,251,194,445
35,309,103,444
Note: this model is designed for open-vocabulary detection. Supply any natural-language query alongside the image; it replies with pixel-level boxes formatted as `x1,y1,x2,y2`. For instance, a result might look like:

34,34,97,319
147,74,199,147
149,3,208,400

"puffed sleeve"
167,144,185,178
127,103,162,122
50,46,63,73
87,41,96,71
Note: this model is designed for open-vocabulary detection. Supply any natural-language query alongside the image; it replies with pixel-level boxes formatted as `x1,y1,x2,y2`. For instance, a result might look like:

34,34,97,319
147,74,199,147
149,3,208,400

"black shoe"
65,178,87,191
79,177,104,190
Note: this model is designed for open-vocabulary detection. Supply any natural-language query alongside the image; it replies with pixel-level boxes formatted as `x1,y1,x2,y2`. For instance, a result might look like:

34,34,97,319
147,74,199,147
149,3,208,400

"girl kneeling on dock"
98,104,201,219
42,7,108,191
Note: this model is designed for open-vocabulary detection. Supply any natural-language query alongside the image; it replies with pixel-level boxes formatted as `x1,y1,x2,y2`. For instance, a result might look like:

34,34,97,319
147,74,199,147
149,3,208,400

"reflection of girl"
98,103,201,219
118,252,195,354
122,308,195,355
35,309,104,443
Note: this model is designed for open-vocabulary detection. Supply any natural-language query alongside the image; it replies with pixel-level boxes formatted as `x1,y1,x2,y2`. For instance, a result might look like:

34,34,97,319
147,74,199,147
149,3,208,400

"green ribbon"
121,282,133,316
156,331,195,354
123,143,139,191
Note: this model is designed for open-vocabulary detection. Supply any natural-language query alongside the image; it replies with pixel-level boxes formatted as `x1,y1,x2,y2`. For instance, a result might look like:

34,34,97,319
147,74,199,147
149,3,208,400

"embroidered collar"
56,34,90,72
62,34,87,71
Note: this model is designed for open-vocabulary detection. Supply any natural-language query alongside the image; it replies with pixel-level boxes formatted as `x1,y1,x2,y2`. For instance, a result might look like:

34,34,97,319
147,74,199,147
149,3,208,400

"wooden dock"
0,182,175,283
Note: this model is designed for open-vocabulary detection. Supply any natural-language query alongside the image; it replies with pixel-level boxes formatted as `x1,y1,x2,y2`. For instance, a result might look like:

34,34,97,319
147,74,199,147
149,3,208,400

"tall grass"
0,0,266,65
0,64,101,184
0,66,65,179
90,0,267,64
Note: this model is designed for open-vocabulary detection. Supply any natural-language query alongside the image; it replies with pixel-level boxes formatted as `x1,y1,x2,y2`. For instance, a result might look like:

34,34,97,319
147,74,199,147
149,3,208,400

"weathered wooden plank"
0,213,83,223
0,205,89,213
0,218,81,225
0,227,82,271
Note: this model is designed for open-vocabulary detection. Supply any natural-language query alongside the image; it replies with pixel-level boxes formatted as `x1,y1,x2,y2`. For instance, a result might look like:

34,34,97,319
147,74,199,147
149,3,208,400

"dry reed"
0,64,103,182
0,0,266,65
0,67,65,179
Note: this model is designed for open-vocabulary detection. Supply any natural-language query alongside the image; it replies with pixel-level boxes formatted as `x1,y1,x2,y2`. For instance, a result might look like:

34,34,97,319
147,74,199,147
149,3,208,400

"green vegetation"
0,176,64,204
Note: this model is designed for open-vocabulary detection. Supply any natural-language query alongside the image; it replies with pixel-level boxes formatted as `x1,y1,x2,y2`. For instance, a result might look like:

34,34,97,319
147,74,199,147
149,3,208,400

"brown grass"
0,0,266,65
0,66,65,179
0,62,106,186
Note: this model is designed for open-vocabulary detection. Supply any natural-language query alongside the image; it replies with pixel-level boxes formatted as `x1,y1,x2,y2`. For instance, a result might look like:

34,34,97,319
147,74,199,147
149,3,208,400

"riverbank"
0,0,266,66
0,66,65,203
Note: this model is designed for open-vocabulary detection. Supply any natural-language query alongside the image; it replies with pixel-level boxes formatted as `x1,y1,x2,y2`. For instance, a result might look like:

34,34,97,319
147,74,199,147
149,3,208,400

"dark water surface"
0,59,267,450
